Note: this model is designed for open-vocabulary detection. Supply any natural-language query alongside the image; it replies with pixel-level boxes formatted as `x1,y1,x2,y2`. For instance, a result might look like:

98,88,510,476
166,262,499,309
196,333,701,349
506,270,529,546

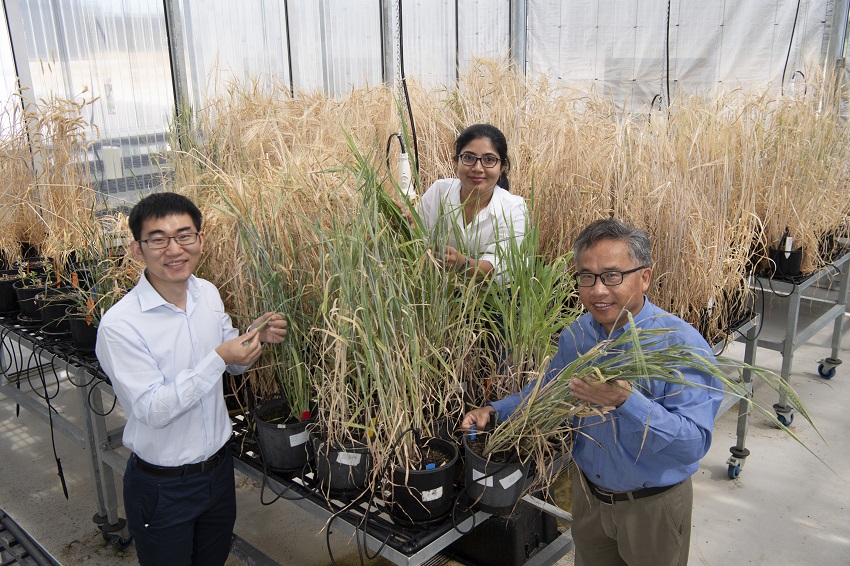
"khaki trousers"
572,472,693,566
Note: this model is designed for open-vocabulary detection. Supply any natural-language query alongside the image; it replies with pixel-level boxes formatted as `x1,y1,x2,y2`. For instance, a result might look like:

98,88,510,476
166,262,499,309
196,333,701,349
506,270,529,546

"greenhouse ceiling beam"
509,0,527,75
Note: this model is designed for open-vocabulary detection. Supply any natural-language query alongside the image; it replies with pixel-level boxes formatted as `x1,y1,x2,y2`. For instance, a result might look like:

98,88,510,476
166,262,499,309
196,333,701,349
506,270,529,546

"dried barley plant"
169,59,850,406
0,90,101,275
172,80,409,413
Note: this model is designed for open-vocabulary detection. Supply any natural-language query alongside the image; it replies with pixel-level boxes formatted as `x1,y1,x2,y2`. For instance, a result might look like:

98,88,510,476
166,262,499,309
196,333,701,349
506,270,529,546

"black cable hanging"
781,0,803,96
397,0,419,190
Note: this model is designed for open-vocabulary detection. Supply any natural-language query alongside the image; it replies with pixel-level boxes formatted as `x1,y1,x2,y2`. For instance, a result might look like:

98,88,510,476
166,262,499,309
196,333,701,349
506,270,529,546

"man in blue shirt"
462,218,722,566
96,192,288,566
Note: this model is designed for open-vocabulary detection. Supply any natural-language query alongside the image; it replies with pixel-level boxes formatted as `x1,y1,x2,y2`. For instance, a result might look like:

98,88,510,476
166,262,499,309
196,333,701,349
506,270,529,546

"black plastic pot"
37,287,78,334
463,435,531,513
390,436,458,524
0,272,21,313
312,435,373,494
12,280,46,320
769,246,803,278
66,306,98,353
254,398,315,472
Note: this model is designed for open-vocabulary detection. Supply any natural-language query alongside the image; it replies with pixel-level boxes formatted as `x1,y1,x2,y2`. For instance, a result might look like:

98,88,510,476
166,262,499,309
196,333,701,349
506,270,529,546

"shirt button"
596,474,601,479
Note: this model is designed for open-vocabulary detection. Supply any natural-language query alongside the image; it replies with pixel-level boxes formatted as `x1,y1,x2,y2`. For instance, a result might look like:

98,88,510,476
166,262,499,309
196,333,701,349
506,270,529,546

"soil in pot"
390,436,458,524
463,435,531,514
254,398,315,472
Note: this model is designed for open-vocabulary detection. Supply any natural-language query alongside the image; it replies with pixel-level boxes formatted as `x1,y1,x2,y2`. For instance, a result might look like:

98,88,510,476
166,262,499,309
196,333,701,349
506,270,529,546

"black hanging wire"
28,346,69,499
781,0,803,95
397,0,419,190
283,0,295,98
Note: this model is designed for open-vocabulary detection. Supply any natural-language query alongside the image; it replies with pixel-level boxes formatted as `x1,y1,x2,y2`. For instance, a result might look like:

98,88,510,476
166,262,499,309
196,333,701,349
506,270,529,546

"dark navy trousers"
123,447,236,566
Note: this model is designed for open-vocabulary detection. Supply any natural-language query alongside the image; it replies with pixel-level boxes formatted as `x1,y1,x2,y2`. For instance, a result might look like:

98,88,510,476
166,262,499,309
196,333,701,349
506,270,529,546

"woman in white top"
418,124,527,283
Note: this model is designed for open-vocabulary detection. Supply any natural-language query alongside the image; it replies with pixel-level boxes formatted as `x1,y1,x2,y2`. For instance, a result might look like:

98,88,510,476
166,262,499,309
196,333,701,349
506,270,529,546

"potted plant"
60,212,139,352
311,148,479,521
209,186,320,473
12,266,50,322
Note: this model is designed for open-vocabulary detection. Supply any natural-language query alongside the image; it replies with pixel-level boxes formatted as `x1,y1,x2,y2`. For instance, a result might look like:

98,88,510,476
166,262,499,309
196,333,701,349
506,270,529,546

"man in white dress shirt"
96,192,287,566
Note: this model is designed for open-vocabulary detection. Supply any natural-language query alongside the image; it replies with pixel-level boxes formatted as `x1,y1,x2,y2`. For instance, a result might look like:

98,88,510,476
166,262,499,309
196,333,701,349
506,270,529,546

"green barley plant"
479,311,819,494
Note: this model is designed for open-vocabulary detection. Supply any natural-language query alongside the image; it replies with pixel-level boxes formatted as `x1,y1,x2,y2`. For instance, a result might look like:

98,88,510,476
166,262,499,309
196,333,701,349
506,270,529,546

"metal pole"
380,0,395,88
163,0,191,148
509,0,527,75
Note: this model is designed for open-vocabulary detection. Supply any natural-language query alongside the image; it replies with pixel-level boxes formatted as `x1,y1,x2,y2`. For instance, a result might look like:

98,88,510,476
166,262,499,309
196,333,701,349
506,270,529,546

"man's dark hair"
129,192,202,241
453,123,511,191
573,218,652,267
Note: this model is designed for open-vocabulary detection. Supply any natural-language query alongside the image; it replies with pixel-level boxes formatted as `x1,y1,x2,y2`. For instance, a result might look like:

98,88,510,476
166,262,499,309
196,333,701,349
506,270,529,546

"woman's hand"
444,245,468,272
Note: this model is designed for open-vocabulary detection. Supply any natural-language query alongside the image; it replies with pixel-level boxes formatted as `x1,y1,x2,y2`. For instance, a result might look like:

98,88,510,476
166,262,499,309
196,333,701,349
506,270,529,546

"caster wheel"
777,412,794,427
110,536,133,551
818,364,836,379
727,464,741,479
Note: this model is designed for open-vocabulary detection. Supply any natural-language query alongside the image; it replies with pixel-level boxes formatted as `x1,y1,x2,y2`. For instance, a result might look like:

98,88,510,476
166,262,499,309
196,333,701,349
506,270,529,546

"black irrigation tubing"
325,493,376,566
250,423,310,506
24,348,60,402
0,327,18,378
30,344,69,500
86,384,117,417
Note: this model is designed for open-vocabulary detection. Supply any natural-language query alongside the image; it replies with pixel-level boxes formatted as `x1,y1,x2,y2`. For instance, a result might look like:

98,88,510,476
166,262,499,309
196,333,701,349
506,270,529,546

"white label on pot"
472,469,493,487
499,469,524,489
421,487,443,502
289,431,309,447
336,452,362,466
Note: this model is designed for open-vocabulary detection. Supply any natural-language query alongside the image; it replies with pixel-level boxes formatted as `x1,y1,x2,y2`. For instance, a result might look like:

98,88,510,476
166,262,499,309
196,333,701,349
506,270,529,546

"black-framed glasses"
574,266,647,287
139,232,200,250
456,152,501,168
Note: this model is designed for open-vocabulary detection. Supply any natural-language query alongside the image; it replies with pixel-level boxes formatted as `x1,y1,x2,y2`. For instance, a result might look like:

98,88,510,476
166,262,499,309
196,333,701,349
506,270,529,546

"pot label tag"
421,487,443,502
289,431,309,447
472,469,493,487
336,452,362,466
499,469,524,489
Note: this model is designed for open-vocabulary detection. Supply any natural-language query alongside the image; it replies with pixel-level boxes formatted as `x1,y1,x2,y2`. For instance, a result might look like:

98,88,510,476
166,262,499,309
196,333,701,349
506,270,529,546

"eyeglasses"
456,153,501,168
139,232,200,250
574,266,647,287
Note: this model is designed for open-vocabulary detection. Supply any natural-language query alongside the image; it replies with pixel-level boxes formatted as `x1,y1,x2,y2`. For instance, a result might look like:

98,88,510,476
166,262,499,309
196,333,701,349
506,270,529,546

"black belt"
586,476,679,505
133,445,228,477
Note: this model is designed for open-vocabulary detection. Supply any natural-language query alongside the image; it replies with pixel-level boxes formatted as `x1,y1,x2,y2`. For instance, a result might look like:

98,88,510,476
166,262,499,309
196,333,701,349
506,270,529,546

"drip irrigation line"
0,327,17,377
87,384,117,417
31,344,69,500
781,0,803,95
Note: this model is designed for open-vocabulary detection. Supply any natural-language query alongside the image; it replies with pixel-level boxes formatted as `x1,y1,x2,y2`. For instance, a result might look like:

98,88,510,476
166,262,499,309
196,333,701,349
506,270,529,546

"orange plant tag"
85,297,95,326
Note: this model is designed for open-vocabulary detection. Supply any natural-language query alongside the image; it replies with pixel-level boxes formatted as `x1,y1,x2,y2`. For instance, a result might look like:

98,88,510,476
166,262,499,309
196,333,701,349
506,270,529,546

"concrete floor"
1,295,849,565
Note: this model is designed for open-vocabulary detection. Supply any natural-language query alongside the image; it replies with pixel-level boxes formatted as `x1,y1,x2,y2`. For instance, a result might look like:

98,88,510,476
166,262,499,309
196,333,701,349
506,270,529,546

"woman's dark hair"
454,123,511,191
129,192,202,241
